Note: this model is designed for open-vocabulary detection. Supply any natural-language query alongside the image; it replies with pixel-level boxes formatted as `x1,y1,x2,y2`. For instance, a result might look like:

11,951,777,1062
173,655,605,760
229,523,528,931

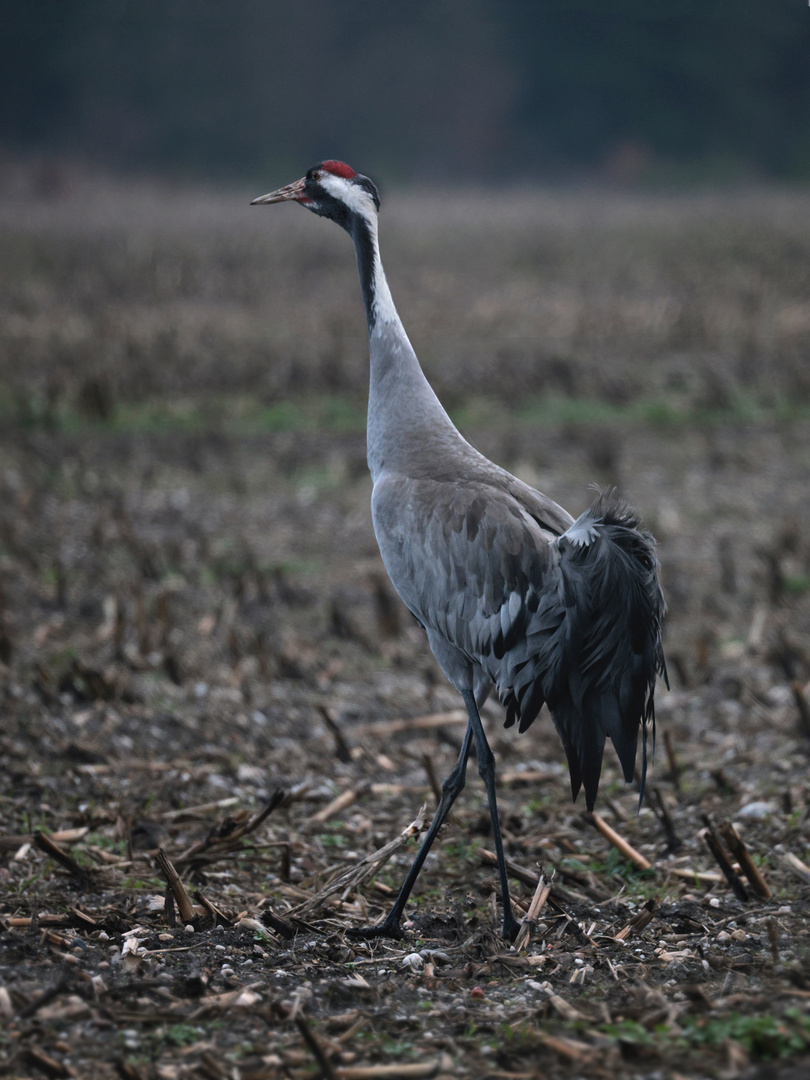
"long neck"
349,213,471,482
350,213,399,333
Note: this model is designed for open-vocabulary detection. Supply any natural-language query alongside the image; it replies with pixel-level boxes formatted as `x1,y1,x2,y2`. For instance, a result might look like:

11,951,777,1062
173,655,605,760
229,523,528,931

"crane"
252,161,667,941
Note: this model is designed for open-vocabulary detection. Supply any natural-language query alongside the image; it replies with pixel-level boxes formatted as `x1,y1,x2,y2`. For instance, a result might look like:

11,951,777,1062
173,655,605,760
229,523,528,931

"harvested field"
2,163,810,1078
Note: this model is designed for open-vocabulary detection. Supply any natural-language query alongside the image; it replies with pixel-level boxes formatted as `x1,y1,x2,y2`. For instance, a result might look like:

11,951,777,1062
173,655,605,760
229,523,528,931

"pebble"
400,953,424,972
419,949,450,964
737,801,775,819
708,897,721,908
731,929,747,941
470,986,485,1000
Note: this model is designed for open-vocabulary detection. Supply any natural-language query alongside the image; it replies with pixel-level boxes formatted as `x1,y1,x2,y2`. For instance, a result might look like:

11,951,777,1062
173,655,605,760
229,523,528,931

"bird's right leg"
462,688,522,942
346,720,474,940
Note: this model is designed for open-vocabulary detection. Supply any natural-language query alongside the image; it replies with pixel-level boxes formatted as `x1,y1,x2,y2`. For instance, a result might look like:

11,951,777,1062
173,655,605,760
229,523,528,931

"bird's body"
253,162,666,940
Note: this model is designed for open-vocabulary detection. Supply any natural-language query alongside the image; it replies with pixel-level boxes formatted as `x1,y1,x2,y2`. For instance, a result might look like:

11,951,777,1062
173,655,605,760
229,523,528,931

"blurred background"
3,0,810,185
1,0,810,779
5,10,810,1066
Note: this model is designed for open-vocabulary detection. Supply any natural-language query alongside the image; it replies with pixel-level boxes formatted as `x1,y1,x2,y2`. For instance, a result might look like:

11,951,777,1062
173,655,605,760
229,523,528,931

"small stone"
470,986,485,1000
400,953,424,972
709,897,721,908
717,931,730,942
737,801,775,820
731,929,747,941
420,949,450,964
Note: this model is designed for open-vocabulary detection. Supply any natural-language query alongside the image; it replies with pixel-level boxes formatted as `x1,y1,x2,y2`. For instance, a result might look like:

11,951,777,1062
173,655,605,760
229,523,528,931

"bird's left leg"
346,719,474,940
462,688,521,942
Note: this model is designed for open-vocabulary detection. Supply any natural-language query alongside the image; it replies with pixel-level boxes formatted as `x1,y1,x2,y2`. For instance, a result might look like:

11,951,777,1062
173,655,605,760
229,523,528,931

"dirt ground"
2,161,810,1079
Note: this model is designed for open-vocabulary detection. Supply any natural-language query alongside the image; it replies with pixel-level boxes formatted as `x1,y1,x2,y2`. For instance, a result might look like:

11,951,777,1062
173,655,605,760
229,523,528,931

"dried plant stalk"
514,871,554,951
155,848,197,925
292,805,428,919
716,820,771,898
587,812,652,871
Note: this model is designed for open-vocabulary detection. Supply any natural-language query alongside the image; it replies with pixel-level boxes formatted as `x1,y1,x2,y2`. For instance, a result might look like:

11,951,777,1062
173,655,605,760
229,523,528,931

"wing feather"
372,476,665,812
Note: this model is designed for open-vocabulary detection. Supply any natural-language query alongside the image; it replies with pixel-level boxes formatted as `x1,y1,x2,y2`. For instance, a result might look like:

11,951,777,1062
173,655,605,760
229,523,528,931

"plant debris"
3,165,810,1078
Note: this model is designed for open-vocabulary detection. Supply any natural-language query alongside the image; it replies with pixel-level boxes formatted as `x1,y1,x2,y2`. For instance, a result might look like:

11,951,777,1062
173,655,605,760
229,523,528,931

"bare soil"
2,162,810,1079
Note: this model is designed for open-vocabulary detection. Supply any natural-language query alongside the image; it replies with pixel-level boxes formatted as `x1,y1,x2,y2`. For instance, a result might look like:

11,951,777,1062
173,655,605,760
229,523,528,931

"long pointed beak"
251,177,307,205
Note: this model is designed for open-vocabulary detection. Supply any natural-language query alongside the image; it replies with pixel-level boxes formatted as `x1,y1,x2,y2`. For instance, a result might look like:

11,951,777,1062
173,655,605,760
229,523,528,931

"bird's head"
251,160,380,234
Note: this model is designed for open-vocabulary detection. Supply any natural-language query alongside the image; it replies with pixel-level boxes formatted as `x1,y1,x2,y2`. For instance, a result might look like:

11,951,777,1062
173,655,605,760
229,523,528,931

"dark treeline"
2,0,809,183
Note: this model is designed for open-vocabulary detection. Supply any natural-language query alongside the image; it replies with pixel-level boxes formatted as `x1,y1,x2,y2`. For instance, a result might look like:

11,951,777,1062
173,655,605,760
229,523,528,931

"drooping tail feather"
502,490,666,810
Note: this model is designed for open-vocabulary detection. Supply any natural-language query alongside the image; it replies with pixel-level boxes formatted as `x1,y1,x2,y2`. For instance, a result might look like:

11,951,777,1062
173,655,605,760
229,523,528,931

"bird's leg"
346,720,474,940
461,688,521,942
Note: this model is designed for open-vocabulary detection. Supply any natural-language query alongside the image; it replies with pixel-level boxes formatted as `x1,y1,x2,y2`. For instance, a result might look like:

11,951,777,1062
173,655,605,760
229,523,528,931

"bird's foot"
502,912,522,943
346,919,405,942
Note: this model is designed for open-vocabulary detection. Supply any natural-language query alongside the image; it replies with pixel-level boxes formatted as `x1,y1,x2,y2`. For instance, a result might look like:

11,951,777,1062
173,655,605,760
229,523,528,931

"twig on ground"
545,894,596,948
33,831,93,883
161,797,240,821
0,828,88,851
193,890,233,927
173,789,286,868
18,976,71,1020
586,812,652,871
293,805,428,919
420,753,442,805
318,705,353,763
350,709,466,737
308,788,359,825
480,848,538,887
262,909,297,940
615,898,658,941
663,729,682,790
665,867,723,883
782,851,810,886
25,1047,71,1078
335,1064,440,1078
649,786,682,852
294,1014,338,1080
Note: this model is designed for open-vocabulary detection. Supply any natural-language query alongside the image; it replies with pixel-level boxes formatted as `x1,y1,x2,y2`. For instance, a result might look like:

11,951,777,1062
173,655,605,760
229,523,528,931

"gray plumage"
252,161,667,940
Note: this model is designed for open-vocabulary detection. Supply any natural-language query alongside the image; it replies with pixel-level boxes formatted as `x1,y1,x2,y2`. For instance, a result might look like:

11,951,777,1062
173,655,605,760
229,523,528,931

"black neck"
350,215,377,333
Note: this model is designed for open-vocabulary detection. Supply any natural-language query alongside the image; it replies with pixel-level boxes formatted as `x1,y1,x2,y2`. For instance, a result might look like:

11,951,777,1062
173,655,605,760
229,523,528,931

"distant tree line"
2,0,809,182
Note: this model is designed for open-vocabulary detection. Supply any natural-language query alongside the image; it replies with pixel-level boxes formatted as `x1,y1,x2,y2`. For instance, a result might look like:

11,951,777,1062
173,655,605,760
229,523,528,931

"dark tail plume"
553,490,666,809
503,490,667,811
